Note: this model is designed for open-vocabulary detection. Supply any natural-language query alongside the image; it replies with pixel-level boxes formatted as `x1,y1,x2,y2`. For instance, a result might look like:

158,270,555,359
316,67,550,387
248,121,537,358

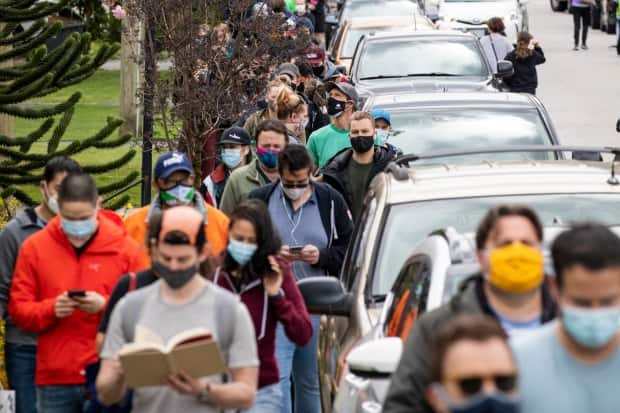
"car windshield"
341,0,419,21
357,39,487,79
371,194,620,296
342,26,417,58
382,108,554,161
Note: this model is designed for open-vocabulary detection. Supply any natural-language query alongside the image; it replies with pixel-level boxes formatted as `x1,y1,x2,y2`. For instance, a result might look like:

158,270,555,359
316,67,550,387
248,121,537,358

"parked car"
434,0,528,43
349,31,513,99
330,222,619,412
328,16,434,73
300,147,620,411
363,92,560,157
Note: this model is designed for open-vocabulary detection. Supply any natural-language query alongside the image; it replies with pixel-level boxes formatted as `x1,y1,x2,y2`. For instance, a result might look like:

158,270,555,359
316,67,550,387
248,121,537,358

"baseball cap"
305,44,325,65
326,81,359,105
278,62,301,79
159,206,204,246
219,126,252,146
295,16,315,33
154,152,193,179
371,108,392,125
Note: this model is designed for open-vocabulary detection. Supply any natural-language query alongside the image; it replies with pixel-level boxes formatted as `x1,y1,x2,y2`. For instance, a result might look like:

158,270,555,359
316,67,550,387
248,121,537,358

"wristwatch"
197,382,210,404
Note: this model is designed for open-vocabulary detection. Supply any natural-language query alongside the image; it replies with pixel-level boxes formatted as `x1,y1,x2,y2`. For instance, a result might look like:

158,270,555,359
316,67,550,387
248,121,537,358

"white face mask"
281,183,307,201
296,4,307,14
44,183,59,215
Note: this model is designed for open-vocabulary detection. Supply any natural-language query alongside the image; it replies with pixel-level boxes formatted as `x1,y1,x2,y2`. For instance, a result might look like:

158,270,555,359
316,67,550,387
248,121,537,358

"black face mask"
296,82,305,94
351,135,375,153
327,96,347,116
312,65,325,77
153,261,197,290
256,98,268,110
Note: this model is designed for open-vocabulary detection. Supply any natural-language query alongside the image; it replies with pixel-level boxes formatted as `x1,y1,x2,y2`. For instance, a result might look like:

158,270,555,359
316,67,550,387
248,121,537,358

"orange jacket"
8,212,145,386
124,202,230,264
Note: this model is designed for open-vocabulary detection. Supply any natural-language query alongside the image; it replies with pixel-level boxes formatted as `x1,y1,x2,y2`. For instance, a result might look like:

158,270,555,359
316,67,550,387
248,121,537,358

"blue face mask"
375,129,390,146
221,149,242,169
256,147,279,170
562,305,620,348
447,391,520,413
228,239,258,266
61,217,98,239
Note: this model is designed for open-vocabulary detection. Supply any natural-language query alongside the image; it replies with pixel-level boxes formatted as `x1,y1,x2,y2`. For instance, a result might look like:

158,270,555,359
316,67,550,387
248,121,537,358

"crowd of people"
1,1,620,413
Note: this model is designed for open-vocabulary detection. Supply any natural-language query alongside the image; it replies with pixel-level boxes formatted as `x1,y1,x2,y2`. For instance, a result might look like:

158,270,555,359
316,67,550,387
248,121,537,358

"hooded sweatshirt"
212,256,312,388
9,211,145,385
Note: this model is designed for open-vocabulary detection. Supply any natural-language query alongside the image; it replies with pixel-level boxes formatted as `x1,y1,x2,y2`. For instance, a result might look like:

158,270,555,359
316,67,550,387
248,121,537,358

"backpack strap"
120,288,153,343
128,272,137,292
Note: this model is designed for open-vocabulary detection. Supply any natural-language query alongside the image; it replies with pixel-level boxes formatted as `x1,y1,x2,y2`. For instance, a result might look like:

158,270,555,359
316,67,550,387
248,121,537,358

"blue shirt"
494,310,541,337
268,184,328,280
511,321,620,413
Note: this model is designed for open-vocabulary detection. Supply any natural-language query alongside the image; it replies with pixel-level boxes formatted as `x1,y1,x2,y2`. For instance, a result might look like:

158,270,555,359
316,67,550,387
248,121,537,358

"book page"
166,327,212,352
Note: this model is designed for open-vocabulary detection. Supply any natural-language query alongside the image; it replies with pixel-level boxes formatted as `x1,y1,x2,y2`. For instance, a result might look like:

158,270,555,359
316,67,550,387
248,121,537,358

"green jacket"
219,159,269,216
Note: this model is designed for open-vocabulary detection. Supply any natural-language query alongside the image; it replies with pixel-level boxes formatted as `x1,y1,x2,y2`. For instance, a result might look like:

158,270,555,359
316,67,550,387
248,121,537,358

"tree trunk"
0,23,14,138
119,16,143,138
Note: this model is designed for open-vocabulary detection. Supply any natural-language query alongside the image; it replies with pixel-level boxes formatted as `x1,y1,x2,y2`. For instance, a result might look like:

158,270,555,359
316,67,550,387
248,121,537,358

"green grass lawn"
13,70,161,207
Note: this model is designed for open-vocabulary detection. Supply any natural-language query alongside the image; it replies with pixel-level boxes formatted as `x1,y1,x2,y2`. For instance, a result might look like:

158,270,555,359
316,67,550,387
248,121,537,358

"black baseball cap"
219,126,251,146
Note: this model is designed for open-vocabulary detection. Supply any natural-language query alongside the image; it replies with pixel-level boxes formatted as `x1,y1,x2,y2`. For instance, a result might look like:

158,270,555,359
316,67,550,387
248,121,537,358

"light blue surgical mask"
227,239,258,266
375,129,390,146
562,304,620,348
221,149,242,169
61,216,98,239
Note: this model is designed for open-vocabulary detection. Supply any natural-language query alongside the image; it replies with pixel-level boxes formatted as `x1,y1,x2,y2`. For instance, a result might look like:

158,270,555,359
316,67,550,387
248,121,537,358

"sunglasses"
455,374,517,397
282,182,309,189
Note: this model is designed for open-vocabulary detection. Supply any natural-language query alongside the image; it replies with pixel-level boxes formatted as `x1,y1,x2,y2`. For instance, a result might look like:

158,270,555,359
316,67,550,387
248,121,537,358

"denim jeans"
5,343,37,413
36,385,86,413
275,315,321,413
243,383,283,413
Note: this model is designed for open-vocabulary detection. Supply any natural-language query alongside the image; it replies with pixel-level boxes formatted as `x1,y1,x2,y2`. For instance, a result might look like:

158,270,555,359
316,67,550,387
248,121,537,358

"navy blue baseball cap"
154,152,194,179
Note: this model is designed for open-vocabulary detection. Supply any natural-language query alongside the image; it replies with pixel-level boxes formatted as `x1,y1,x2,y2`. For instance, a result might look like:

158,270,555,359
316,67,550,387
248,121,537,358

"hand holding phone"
289,245,304,254
68,289,86,299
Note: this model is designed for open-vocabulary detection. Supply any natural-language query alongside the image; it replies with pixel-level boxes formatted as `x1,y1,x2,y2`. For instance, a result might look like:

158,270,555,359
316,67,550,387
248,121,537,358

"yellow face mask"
488,242,544,293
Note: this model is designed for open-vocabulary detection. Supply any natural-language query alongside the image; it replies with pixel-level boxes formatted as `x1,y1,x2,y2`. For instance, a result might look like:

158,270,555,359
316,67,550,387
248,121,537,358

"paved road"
531,0,620,147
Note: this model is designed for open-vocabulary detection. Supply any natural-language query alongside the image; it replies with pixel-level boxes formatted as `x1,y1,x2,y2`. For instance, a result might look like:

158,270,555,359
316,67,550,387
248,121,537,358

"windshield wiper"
360,73,462,80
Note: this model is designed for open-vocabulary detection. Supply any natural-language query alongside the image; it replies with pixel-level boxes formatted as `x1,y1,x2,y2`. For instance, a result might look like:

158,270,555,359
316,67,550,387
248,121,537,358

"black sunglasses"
282,182,309,189
456,374,517,397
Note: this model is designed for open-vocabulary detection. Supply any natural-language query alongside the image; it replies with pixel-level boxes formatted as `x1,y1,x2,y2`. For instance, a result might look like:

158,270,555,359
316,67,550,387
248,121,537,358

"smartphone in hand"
68,289,86,299
289,245,304,254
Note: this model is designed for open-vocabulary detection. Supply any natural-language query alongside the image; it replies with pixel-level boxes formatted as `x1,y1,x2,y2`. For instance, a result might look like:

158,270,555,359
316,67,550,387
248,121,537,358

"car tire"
550,0,568,11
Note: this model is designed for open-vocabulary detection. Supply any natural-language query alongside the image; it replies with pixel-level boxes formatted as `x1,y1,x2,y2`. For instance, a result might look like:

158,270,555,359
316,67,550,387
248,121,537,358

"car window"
341,0,419,21
357,39,487,79
382,108,554,160
385,257,431,340
342,196,378,291
342,26,417,58
371,194,620,297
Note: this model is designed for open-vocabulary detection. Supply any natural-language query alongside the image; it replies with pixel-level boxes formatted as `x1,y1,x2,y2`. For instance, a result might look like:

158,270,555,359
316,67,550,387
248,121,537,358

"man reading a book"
97,206,259,412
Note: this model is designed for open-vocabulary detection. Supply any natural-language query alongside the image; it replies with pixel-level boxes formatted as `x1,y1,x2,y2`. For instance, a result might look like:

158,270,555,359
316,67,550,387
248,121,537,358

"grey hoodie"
0,208,43,345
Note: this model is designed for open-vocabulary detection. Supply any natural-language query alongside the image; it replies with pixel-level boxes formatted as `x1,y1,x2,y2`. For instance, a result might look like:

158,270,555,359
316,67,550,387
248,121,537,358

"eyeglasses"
453,374,517,397
158,174,195,190
282,181,309,189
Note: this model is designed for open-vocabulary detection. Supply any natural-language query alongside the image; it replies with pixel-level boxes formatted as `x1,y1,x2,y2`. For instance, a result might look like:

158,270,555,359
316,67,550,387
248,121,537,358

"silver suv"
299,146,620,412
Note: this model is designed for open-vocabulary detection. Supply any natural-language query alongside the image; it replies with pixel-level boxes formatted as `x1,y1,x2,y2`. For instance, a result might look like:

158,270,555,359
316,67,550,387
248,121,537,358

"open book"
118,328,227,388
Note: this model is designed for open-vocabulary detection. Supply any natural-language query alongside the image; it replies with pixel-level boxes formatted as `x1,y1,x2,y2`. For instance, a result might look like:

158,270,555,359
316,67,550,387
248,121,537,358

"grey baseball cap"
326,81,359,106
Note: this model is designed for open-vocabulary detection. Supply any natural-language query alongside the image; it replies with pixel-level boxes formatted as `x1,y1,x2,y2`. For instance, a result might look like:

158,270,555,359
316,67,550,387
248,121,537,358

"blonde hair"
275,88,306,121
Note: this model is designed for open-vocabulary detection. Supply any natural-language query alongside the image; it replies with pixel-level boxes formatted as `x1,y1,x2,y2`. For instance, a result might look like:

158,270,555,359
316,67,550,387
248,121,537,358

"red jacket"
212,256,312,388
9,211,145,385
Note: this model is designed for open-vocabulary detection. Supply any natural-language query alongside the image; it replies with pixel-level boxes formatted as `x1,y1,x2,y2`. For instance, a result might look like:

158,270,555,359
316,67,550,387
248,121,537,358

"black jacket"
382,275,557,413
320,145,398,210
503,46,546,92
249,181,353,277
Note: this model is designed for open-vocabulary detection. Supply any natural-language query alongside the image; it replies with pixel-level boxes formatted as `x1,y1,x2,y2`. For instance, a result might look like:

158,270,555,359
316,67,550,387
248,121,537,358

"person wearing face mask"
306,82,358,169
201,126,253,208
0,156,81,413
249,145,353,413
124,151,230,264
321,111,398,222
511,223,620,412
304,44,338,81
212,199,312,413
220,120,289,216
97,206,259,413
370,108,393,146
274,87,308,144
383,205,557,413
243,79,288,139
8,173,145,413
426,315,520,413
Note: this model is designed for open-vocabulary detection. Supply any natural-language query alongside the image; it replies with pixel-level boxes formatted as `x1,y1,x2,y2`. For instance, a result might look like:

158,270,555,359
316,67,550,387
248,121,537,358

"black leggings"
572,6,591,45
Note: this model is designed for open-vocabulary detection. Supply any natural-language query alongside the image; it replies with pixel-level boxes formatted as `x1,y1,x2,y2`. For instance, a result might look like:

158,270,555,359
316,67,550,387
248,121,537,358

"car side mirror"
297,276,353,317
347,337,403,378
496,60,514,78
616,118,620,133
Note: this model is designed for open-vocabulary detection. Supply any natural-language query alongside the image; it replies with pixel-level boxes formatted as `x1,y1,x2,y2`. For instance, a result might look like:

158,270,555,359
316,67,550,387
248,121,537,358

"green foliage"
0,0,136,210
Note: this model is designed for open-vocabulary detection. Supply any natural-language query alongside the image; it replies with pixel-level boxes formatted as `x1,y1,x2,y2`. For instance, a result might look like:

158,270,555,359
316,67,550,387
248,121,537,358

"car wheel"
550,0,568,11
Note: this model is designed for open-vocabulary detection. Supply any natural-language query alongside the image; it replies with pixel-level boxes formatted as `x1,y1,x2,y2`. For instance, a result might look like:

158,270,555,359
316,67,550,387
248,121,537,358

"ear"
549,275,560,304
425,385,448,413
96,196,103,210
39,181,47,197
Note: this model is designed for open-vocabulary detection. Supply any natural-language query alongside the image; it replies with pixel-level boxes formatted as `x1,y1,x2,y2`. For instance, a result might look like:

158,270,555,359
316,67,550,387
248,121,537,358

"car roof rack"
390,145,620,185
